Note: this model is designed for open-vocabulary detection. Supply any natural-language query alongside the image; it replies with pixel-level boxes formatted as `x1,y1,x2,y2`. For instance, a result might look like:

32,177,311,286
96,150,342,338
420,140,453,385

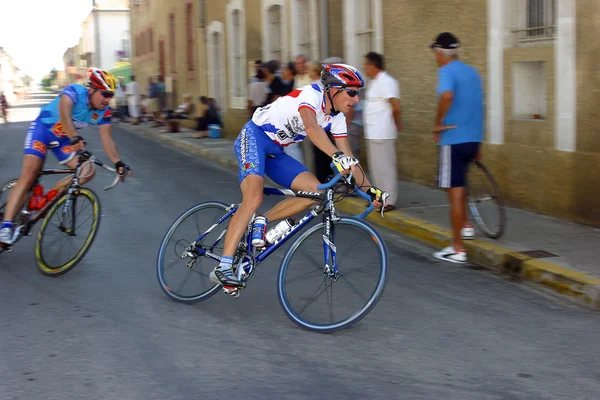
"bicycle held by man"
157,164,390,333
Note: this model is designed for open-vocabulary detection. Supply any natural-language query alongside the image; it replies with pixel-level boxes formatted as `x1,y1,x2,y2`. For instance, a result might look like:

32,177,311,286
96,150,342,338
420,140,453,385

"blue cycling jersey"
38,84,112,134
23,84,112,164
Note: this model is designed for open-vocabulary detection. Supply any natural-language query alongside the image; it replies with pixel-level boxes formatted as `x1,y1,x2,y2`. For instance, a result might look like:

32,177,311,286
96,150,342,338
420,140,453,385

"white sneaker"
433,246,467,264
0,227,13,245
209,264,246,288
461,225,475,240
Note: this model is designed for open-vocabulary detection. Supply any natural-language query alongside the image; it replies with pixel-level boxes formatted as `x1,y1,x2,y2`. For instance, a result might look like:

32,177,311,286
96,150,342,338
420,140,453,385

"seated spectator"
154,94,195,131
194,96,223,139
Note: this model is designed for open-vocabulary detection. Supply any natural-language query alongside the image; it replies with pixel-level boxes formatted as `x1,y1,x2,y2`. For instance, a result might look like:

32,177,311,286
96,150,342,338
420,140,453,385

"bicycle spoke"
175,269,195,294
297,278,330,315
157,202,230,303
278,217,388,332
328,278,334,324
338,272,369,304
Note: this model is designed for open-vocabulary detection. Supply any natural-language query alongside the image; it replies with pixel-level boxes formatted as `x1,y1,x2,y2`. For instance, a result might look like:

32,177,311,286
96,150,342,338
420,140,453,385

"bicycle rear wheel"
0,179,18,221
277,217,388,333
466,161,506,239
157,201,232,303
35,188,101,276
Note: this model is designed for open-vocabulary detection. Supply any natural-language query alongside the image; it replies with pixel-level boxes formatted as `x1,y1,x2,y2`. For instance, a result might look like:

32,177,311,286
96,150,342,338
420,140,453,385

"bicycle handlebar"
78,150,121,191
316,163,376,219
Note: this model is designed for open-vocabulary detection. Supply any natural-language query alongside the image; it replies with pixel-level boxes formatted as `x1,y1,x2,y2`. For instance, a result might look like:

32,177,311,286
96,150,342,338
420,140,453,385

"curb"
128,125,600,311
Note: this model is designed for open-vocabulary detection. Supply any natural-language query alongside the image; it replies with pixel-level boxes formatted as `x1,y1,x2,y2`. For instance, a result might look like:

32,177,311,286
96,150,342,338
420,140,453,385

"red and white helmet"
87,68,118,92
320,63,365,88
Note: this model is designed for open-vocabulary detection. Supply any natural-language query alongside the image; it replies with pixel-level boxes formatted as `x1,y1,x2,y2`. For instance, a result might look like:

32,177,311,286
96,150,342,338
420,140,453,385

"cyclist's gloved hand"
115,160,131,181
70,135,87,151
332,151,359,173
367,188,390,217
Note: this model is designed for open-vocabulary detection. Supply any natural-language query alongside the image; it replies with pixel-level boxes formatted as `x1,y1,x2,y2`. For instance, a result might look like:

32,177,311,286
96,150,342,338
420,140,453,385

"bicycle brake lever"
380,192,390,218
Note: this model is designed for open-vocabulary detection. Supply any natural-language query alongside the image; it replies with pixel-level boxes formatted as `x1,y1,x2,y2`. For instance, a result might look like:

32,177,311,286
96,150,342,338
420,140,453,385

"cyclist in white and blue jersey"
0,68,131,245
210,63,388,288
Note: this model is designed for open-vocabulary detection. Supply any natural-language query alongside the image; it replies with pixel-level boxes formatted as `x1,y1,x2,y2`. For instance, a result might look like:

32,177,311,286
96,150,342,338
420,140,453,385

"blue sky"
0,0,93,82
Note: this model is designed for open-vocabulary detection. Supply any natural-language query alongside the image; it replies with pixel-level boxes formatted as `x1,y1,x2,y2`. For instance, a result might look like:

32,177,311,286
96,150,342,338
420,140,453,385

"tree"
40,68,59,88
22,75,33,87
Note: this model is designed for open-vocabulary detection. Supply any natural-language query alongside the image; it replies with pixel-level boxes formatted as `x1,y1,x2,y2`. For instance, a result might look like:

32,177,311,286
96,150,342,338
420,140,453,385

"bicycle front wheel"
466,161,506,239
35,188,101,276
277,217,388,333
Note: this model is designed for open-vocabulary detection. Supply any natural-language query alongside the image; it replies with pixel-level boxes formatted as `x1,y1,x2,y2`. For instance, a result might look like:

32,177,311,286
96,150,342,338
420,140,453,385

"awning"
109,64,132,84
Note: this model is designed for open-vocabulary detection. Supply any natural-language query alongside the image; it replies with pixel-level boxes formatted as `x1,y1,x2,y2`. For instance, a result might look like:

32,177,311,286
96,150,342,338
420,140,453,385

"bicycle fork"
322,192,340,280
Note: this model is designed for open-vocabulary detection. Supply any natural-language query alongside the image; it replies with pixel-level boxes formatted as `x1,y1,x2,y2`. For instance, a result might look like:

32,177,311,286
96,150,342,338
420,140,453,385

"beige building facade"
131,0,599,226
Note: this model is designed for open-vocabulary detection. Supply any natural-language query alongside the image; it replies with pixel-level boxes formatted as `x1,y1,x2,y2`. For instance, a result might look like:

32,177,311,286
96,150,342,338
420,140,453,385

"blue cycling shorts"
23,118,75,164
234,121,308,188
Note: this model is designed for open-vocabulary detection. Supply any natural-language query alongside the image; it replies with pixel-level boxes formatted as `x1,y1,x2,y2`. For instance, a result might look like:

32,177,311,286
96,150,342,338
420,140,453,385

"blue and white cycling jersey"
24,84,112,164
251,83,347,147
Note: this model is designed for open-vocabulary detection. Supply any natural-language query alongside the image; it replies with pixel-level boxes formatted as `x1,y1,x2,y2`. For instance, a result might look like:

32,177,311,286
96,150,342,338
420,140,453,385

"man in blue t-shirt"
0,68,131,245
430,32,484,265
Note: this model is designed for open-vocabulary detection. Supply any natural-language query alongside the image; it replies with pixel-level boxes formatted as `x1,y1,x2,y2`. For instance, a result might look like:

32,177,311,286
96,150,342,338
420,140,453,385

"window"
512,61,547,119
186,3,194,72
343,0,382,69
227,0,246,108
159,39,166,78
122,31,131,59
291,0,318,61
261,0,288,62
207,21,226,110
169,13,176,72
513,0,556,42
198,0,206,27
356,0,374,60
269,6,282,60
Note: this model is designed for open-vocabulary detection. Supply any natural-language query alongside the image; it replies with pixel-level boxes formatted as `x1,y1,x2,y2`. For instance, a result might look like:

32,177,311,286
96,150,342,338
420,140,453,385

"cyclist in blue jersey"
0,68,131,245
209,63,390,288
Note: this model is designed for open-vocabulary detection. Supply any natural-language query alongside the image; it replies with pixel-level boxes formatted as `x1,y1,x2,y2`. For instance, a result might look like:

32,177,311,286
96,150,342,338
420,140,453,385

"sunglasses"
100,91,114,99
342,88,359,98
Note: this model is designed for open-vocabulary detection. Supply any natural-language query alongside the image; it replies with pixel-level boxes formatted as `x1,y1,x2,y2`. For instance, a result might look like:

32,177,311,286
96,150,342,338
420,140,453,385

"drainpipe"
200,0,208,96
320,0,328,61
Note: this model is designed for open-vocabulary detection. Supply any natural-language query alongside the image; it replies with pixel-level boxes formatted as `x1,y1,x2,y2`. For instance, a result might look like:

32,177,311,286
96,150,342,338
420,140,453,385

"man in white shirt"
126,75,141,125
363,52,402,211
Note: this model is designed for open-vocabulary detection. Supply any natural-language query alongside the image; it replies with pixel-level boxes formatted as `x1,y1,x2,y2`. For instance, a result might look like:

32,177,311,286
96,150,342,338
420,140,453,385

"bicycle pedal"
222,286,241,298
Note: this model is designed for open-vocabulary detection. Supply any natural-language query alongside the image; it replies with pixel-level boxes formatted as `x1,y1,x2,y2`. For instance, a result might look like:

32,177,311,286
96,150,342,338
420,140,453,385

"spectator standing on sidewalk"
247,69,267,116
281,62,304,164
148,76,160,122
363,52,402,212
430,32,484,265
263,60,286,106
293,54,312,89
126,75,141,125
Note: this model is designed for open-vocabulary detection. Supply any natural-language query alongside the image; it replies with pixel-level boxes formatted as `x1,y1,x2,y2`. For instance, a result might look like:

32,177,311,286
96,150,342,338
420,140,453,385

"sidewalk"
123,122,600,310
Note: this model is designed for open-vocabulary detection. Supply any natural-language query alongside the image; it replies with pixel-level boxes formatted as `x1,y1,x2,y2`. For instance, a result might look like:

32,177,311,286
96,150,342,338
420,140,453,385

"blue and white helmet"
320,63,365,88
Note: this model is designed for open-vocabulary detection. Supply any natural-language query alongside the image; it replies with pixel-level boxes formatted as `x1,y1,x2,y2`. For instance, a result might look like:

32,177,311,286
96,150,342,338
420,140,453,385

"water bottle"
251,215,267,247
28,184,47,211
266,218,296,244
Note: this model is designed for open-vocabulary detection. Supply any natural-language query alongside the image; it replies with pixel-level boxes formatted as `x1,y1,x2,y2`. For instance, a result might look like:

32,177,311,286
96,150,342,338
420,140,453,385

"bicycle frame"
191,172,376,275
6,152,119,243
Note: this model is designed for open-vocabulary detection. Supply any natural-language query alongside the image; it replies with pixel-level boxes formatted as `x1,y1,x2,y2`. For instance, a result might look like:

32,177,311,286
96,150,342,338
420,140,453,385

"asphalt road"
0,95,598,400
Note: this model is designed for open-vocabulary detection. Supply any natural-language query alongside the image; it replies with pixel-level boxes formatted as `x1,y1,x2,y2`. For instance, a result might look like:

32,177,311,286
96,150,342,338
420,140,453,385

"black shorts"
437,142,481,188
